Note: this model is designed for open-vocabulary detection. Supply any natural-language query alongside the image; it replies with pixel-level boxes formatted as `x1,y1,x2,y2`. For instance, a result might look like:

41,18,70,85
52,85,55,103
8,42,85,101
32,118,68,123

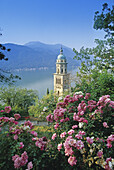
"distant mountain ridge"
1,41,79,71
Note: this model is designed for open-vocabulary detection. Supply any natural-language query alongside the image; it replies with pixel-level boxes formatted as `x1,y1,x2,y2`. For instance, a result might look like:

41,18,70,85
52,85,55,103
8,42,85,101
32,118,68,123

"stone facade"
53,48,70,96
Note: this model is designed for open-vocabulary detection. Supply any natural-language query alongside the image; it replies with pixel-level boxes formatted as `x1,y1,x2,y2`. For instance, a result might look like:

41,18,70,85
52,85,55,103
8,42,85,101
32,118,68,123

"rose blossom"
76,140,84,150
78,131,86,136
4,106,11,113
75,134,82,139
68,139,76,147
57,143,62,151
60,132,66,138
14,114,21,120
97,150,103,158
68,156,77,166
14,134,18,140
54,123,59,130
103,122,109,128
19,142,24,149
27,161,33,170
68,129,75,135
86,137,93,144
0,110,4,112
60,119,65,123
72,125,78,129
51,133,57,140
31,131,38,137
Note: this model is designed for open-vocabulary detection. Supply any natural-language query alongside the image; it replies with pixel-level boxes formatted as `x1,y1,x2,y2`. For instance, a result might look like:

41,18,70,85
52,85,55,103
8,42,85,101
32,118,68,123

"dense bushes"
0,86,38,117
28,90,58,121
0,92,113,169
46,92,114,169
0,108,48,169
73,71,114,101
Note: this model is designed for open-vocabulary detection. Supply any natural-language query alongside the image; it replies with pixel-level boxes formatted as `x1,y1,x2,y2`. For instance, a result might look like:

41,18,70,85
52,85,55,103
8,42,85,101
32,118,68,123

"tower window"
61,68,63,73
56,78,61,84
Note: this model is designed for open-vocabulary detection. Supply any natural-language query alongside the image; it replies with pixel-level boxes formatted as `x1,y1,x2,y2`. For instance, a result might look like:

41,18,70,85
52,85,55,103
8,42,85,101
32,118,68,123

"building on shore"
53,47,70,96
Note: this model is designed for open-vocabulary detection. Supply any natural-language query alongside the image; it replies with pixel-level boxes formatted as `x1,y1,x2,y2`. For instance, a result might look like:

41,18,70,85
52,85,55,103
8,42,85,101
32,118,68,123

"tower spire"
60,46,63,54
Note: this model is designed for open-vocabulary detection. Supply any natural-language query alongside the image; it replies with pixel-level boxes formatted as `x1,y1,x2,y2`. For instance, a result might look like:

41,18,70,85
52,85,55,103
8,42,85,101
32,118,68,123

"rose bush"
0,92,114,169
0,108,48,170
47,92,114,169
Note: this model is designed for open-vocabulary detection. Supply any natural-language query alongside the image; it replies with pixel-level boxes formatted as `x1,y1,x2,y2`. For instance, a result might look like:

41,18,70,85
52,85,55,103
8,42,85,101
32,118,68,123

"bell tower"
53,48,70,96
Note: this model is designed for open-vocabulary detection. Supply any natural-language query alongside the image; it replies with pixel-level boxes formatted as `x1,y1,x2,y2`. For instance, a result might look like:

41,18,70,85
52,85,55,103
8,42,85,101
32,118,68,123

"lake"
14,67,78,99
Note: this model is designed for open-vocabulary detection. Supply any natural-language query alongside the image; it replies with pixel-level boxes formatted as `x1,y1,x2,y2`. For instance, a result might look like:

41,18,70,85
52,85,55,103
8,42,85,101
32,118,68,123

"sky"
0,0,113,51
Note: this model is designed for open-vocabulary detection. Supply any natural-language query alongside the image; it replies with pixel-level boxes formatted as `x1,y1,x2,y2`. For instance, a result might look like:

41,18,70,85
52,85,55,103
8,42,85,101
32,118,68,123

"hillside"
1,42,79,71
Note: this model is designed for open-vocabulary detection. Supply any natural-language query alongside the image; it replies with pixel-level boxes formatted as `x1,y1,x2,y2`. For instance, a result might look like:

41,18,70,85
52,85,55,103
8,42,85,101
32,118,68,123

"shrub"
28,90,58,121
47,92,114,169
0,108,48,169
73,71,114,101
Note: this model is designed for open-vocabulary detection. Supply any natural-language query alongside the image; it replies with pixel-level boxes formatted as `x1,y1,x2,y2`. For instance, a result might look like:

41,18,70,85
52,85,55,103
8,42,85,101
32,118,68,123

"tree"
0,31,21,84
29,90,58,121
0,86,38,116
47,88,49,95
73,3,114,83
93,3,114,37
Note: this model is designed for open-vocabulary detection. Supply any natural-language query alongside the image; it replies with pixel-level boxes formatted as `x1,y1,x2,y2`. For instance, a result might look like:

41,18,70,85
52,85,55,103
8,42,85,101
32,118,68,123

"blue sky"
0,0,113,51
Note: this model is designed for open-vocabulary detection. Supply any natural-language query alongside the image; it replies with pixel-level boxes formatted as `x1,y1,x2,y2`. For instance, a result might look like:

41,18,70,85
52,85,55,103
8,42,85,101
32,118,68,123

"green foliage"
29,90,58,121
73,3,114,100
0,86,38,117
93,3,114,37
73,36,114,83
73,70,114,100
47,93,114,169
0,123,48,169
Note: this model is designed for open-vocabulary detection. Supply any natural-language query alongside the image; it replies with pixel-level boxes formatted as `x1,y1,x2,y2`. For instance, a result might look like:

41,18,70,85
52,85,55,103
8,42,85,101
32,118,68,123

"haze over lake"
15,67,77,99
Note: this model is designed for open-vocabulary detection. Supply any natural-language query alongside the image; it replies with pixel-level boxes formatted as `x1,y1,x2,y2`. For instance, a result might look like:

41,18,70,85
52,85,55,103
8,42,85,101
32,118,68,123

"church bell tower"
53,48,70,96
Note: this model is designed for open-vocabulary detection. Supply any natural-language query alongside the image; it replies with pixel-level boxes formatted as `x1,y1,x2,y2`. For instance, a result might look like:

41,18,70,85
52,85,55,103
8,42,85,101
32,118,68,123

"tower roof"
57,47,66,60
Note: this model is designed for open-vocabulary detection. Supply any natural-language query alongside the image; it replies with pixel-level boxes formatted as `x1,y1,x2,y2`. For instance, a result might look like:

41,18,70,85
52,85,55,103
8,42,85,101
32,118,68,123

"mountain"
1,41,79,71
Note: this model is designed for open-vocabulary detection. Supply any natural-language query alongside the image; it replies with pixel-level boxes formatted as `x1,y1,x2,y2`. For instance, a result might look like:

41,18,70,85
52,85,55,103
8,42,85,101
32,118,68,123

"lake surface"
15,67,78,99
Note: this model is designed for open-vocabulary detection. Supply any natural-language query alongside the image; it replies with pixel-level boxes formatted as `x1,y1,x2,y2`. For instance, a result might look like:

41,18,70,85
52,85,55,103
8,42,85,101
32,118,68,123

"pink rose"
27,161,33,170
14,134,18,140
86,137,93,144
97,151,103,158
57,143,62,151
60,132,66,138
78,131,86,136
68,156,77,166
19,142,24,149
65,117,70,122
14,114,21,120
83,119,88,124
76,140,84,150
68,129,75,135
31,131,38,137
54,123,59,130
0,110,4,112
103,122,109,128
75,134,82,139
72,125,78,129
85,93,91,100
4,106,11,113
51,133,57,140
60,119,65,123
